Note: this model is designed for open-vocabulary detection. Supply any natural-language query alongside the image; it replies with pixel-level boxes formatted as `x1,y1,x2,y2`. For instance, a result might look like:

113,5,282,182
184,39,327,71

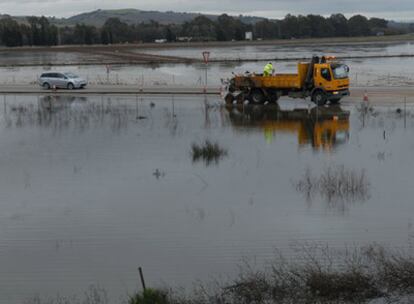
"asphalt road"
0,84,413,104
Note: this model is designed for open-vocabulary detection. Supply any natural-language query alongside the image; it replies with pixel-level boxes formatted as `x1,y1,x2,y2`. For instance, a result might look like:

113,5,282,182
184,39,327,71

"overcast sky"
1,0,413,20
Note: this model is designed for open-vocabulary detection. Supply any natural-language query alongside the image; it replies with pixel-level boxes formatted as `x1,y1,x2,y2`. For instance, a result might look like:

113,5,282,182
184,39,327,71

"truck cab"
312,59,350,105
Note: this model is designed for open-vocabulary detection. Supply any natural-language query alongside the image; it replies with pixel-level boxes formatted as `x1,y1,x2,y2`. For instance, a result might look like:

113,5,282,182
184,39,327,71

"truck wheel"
329,98,341,104
312,91,327,106
224,93,234,105
249,89,265,105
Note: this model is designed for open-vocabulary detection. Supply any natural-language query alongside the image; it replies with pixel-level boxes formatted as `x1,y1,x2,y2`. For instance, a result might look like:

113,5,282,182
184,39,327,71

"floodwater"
139,41,414,60
1,42,414,87
1,56,414,88
0,51,109,66
1,94,414,303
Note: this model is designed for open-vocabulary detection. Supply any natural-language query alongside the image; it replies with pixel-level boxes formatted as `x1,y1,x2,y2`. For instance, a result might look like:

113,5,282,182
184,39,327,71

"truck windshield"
332,64,349,79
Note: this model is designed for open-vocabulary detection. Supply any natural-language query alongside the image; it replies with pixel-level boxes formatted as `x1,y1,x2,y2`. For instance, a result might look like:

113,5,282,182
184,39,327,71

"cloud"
0,0,412,20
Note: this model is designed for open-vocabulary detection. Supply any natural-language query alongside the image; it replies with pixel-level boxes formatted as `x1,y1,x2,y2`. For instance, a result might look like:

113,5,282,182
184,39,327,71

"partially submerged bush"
129,288,169,304
191,140,228,165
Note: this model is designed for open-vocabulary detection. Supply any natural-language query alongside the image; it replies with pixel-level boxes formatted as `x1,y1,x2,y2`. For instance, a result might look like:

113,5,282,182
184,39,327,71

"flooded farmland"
1,56,414,89
1,42,414,88
139,41,414,60
1,94,414,303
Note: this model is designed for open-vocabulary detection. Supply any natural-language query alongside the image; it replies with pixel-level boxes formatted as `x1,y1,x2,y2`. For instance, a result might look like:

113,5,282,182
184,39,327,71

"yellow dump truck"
225,56,350,106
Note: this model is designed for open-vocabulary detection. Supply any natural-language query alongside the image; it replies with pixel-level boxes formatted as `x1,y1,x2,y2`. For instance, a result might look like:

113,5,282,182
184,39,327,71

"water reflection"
294,165,371,214
226,104,350,150
5,95,144,132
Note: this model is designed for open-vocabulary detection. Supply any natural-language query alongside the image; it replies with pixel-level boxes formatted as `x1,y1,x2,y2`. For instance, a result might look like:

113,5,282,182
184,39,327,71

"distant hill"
54,9,265,27
1,9,412,30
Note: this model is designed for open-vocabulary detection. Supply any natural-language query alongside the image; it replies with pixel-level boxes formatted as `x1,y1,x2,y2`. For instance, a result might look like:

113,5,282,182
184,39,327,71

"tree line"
0,13,412,47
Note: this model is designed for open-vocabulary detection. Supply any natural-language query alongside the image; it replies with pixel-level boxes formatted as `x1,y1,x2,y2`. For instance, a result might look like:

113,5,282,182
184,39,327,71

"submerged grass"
294,165,371,203
191,140,228,165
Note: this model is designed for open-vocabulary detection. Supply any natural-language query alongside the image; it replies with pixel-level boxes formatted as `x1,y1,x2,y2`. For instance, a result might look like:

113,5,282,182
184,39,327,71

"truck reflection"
226,104,350,150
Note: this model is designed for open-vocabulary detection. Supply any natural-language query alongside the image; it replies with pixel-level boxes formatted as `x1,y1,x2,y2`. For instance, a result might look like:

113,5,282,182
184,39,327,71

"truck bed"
234,63,309,90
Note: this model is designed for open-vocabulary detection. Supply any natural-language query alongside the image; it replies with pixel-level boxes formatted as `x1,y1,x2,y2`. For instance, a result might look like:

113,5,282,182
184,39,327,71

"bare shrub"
366,245,414,293
25,246,414,304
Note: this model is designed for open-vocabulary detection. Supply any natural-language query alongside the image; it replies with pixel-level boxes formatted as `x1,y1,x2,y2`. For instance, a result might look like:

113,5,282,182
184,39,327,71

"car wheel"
67,83,75,90
43,82,50,90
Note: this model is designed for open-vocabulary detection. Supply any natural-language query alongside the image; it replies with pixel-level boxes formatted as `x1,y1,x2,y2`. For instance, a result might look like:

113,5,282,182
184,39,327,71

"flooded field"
1,56,414,89
0,51,110,66
139,41,414,60
1,94,414,303
1,42,414,88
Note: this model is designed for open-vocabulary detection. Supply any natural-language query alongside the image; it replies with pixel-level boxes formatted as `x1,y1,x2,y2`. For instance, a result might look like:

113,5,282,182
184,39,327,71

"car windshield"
64,73,79,78
332,64,349,79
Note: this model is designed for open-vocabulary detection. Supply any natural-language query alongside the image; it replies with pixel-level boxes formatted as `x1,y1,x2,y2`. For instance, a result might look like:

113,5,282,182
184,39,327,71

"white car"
38,72,87,90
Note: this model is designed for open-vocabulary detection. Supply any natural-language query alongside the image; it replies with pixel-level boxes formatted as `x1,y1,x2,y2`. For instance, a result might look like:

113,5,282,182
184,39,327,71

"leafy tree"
73,24,99,44
348,15,371,36
280,14,300,38
0,12,406,47
369,17,388,29
181,16,216,41
26,16,57,45
307,14,334,37
164,26,175,42
101,17,131,44
329,14,349,37
215,14,246,41
254,19,278,39
0,17,23,46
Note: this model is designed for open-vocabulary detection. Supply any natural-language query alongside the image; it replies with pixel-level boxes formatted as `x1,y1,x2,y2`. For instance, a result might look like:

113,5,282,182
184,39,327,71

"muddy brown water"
0,95,414,303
